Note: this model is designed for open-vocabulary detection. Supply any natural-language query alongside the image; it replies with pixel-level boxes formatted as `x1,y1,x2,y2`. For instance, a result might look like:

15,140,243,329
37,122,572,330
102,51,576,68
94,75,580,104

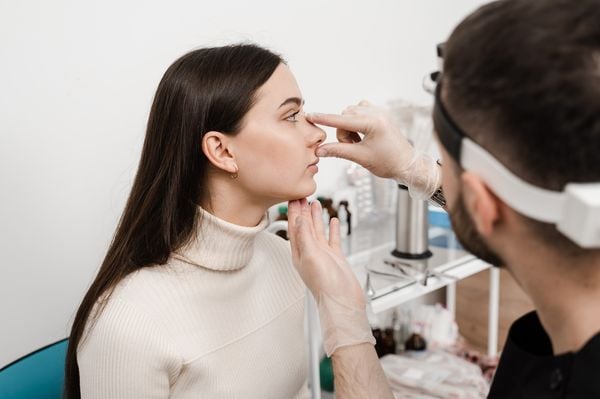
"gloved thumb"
317,142,367,165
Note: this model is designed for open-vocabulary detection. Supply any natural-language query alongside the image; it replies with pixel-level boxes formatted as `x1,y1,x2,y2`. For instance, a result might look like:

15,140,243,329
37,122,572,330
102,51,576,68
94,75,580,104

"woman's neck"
201,199,268,227
200,174,272,227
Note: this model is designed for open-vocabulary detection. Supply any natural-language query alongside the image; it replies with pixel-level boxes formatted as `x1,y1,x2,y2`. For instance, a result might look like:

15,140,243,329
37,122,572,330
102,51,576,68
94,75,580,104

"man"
287,0,600,397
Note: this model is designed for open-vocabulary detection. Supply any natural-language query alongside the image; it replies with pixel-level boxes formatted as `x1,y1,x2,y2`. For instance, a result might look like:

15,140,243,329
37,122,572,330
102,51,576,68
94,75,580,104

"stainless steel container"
392,184,432,259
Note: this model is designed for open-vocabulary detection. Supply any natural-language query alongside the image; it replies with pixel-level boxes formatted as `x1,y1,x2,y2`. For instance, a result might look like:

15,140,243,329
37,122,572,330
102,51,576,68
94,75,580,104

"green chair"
0,339,68,399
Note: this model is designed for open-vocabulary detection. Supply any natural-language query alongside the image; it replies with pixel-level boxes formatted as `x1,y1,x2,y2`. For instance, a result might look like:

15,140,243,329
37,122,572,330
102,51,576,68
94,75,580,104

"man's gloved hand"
308,101,441,200
287,199,375,356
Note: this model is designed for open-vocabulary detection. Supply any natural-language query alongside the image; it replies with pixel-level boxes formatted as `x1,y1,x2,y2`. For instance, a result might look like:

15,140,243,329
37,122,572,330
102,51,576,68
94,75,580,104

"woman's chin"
284,180,317,201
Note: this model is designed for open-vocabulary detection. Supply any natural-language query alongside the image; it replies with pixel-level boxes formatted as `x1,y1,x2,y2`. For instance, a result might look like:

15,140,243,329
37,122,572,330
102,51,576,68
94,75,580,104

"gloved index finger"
289,214,319,278
306,112,368,135
310,200,328,244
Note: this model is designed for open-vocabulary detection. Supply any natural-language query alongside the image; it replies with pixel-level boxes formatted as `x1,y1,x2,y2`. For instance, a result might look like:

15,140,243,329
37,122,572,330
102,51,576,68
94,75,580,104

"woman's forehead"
253,64,303,110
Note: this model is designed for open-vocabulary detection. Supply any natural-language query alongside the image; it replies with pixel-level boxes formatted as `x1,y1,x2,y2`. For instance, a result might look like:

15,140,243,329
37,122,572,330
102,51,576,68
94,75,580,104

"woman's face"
231,63,326,203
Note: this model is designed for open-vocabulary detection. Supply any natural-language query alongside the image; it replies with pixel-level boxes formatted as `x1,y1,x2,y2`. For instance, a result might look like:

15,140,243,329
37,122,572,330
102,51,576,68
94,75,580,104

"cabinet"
456,269,534,353
306,218,502,398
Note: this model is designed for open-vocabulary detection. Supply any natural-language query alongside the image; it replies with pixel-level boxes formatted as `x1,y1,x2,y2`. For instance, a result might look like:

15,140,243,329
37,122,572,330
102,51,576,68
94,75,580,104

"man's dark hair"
443,0,600,249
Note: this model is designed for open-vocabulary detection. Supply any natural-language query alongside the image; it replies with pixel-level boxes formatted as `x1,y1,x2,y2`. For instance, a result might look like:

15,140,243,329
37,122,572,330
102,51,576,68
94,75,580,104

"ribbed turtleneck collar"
173,207,269,272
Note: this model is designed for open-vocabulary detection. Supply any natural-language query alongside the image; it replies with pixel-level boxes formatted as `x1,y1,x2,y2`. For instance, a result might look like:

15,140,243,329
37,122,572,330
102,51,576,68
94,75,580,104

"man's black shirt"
488,311,600,398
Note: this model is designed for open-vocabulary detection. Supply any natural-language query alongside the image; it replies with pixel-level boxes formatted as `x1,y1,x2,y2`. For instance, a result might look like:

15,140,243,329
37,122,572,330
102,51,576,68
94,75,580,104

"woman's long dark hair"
64,44,282,398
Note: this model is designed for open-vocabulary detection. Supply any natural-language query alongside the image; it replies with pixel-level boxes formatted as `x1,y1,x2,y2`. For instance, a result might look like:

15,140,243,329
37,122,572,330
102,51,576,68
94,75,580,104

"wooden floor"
456,268,535,353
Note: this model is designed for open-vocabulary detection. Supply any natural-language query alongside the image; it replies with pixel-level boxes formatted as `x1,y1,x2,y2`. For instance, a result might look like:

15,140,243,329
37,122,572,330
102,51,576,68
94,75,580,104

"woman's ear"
201,131,237,174
460,171,501,237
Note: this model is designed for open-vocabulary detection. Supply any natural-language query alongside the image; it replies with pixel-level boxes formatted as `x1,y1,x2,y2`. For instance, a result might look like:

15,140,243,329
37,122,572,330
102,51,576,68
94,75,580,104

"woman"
65,44,326,398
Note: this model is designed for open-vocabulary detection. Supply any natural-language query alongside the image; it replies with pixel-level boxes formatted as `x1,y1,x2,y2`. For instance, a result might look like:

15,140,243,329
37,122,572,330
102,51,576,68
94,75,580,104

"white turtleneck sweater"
77,208,309,399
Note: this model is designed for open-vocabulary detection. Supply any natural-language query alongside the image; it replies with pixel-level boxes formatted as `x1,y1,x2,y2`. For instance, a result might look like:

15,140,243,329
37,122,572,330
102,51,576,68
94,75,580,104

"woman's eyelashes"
285,110,302,123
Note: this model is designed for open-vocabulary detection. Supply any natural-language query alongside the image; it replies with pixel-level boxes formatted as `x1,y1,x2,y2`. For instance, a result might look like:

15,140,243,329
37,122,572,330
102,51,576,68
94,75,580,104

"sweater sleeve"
77,297,182,399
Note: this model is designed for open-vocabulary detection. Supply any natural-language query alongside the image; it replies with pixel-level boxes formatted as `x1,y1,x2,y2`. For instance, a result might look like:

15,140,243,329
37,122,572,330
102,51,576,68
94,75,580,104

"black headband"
432,81,466,163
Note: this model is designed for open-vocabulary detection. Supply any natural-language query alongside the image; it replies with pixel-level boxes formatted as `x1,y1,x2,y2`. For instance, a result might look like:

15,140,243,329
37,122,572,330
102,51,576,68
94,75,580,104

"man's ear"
201,131,237,174
460,171,501,237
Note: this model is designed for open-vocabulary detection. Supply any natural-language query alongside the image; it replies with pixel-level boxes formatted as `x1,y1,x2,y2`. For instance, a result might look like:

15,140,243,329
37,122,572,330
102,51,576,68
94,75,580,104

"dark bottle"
404,333,427,351
322,198,338,221
275,205,288,221
372,327,396,358
275,205,288,240
338,200,352,235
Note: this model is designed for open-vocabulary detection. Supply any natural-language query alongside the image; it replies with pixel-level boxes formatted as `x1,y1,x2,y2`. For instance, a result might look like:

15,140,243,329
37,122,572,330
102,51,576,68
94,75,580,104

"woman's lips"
307,159,319,173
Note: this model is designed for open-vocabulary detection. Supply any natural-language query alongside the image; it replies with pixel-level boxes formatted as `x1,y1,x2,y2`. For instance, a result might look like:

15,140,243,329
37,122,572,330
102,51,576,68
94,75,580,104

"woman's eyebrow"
278,97,305,109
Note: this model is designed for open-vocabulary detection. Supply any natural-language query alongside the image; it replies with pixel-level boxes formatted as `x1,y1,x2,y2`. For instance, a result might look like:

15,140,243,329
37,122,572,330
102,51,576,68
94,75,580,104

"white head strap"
462,138,600,248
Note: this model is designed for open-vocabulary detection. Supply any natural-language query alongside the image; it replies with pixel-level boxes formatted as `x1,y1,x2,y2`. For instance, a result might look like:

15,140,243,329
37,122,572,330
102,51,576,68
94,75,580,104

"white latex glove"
288,199,375,356
308,101,441,200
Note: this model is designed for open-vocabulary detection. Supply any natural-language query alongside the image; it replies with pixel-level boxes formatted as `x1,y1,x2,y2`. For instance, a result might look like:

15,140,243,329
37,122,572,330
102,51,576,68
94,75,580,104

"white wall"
0,0,487,367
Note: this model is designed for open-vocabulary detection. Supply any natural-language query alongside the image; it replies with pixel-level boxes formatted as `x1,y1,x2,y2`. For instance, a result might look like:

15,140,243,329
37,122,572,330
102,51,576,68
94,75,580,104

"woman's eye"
285,111,301,122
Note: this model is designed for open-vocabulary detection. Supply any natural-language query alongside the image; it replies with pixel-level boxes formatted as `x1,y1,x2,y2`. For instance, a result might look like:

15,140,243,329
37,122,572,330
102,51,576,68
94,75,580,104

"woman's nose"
307,123,326,147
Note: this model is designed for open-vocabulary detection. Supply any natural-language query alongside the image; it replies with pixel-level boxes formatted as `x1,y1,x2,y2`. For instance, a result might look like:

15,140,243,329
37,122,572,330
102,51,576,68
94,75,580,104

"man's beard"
449,192,505,268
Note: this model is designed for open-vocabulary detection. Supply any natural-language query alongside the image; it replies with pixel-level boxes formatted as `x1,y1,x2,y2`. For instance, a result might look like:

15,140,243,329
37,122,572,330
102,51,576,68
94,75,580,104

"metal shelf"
347,241,490,314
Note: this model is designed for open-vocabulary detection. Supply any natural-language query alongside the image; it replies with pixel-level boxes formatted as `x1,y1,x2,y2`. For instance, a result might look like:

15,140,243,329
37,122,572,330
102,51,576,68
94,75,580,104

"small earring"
230,165,238,179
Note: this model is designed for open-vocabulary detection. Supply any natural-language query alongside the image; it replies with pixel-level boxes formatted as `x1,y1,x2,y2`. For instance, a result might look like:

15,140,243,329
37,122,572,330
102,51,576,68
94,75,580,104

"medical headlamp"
431,78,600,248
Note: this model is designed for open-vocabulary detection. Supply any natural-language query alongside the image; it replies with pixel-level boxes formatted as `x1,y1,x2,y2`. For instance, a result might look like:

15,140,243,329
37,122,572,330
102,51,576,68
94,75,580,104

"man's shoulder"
489,311,600,398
